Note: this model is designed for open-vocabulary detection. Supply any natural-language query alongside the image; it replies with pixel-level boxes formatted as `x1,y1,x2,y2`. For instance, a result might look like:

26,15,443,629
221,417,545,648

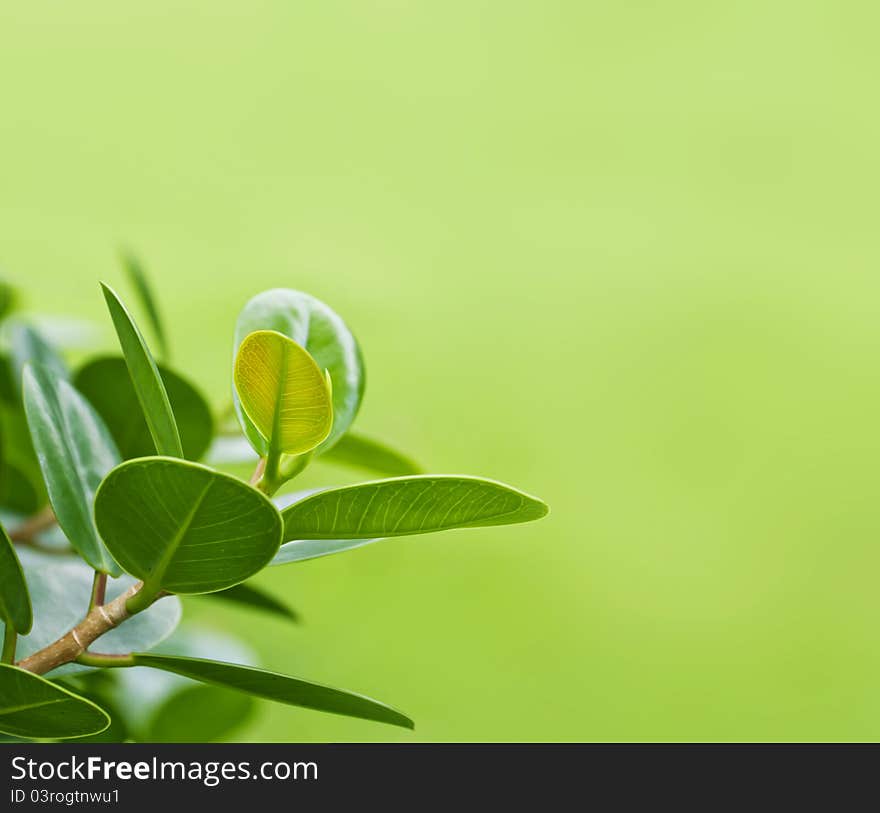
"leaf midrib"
0,697,67,717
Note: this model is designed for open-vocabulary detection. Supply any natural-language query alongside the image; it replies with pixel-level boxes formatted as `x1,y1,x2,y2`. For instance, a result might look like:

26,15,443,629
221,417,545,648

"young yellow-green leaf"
10,323,69,393
74,356,213,461
120,250,169,361
22,364,121,575
0,522,32,635
321,431,422,477
282,475,549,541
94,457,282,598
100,283,183,458
233,290,364,454
234,330,333,456
129,654,414,730
202,582,299,622
0,664,110,739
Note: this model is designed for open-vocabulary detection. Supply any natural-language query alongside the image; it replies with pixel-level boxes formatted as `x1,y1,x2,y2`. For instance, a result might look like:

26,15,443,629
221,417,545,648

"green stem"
89,572,107,611
76,651,136,669
124,582,158,615
2,625,16,664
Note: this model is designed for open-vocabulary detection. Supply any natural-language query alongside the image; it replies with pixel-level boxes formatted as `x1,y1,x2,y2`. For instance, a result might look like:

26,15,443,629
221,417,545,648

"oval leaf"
321,431,422,477
130,653,413,730
121,250,169,361
95,457,282,596
100,283,183,458
22,364,121,574
0,521,32,634
2,548,182,677
234,290,364,453
0,664,110,739
234,330,333,456
282,475,549,541
74,356,213,461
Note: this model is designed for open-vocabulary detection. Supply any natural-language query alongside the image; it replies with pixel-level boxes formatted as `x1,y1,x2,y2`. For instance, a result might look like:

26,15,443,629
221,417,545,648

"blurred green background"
3,1,880,741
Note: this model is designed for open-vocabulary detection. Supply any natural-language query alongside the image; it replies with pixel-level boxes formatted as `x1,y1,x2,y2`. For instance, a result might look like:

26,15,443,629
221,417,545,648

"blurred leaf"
2,548,182,677
0,521,32,634
95,457,282,597
203,582,299,622
0,355,16,404
0,461,40,515
130,653,414,730
10,323,68,394
100,283,182,458
0,664,110,739
234,290,364,453
282,475,549,541
234,330,333,456
322,432,422,476
0,280,16,321
75,356,213,461
205,434,259,466
22,364,121,574
148,684,254,742
30,316,102,352
120,250,169,361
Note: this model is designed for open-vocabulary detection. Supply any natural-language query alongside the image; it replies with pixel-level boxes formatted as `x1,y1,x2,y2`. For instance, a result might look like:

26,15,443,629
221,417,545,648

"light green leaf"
100,283,183,458
121,250,169,361
0,521,32,634
74,356,213,461
282,475,549,541
321,431,422,476
203,582,299,622
205,434,259,466
10,323,68,393
234,289,364,454
22,364,121,574
234,330,333,456
2,548,182,677
0,664,110,739
129,653,414,730
94,457,282,599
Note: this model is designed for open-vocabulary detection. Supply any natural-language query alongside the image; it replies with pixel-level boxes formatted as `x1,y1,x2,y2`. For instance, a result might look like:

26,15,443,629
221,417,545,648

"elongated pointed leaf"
95,457,282,595
0,664,110,739
234,330,333,456
10,323,68,393
0,522,31,634
130,653,413,730
204,583,299,621
3,548,182,677
75,357,213,461
322,432,422,476
282,475,549,541
100,283,182,458
22,364,121,574
234,290,364,454
272,536,384,566
121,250,169,361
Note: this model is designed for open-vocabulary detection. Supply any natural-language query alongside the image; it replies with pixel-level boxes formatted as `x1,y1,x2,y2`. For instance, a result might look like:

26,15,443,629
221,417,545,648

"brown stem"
89,572,107,610
249,457,266,486
16,583,142,676
9,506,58,542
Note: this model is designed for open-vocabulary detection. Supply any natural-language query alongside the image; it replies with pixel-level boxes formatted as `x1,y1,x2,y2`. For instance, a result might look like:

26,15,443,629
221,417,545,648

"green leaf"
234,289,365,454
0,279,16,321
2,549,182,677
10,323,69,393
120,250,169,361
321,431,422,476
94,457,282,598
100,283,183,458
203,582,299,622
0,461,41,514
74,356,213,461
0,522,32,634
129,653,414,730
22,364,121,574
282,475,549,541
0,664,110,739
148,684,254,742
234,330,333,456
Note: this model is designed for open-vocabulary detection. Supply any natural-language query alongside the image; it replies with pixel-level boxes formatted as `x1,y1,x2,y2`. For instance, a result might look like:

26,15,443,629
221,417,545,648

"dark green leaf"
0,521,32,634
95,457,282,597
75,356,214,461
10,324,68,393
130,653,414,730
0,279,16,321
0,664,110,739
321,431,422,476
234,289,365,454
22,364,121,574
100,283,183,458
282,475,549,541
0,461,40,514
120,250,169,361
203,582,299,622
148,685,254,742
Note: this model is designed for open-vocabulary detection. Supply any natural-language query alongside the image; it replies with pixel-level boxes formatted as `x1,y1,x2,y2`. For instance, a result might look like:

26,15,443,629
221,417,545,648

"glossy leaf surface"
234,330,333,456
22,364,121,574
95,457,282,595
233,289,364,453
282,475,549,541
0,664,109,739
100,283,182,458
322,431,422,476
121,251,169,361
0,522,31,634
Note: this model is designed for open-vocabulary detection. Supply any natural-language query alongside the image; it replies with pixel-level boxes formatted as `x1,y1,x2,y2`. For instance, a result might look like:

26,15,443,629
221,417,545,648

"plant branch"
2,625,16,664
249,456,266,487
89,572,107,611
